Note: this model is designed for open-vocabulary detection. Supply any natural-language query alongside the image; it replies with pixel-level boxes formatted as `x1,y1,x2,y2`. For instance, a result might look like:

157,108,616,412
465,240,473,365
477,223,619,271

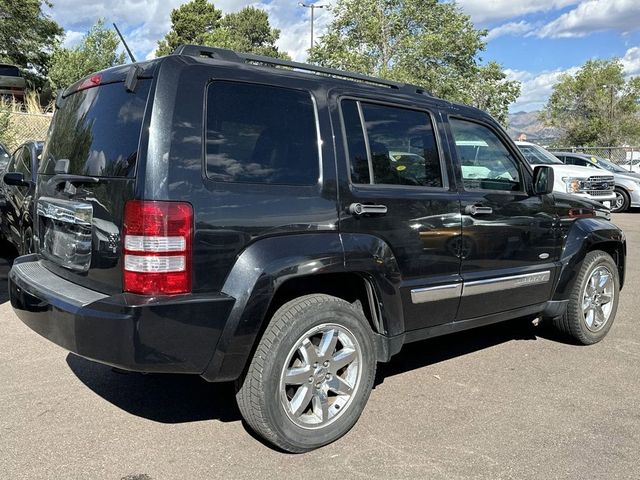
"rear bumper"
9,256,235,374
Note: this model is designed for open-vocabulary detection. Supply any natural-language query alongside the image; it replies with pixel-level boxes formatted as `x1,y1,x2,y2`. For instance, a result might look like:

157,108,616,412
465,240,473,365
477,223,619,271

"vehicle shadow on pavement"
375,319,539,387
65,318,540,426
66,354,243,423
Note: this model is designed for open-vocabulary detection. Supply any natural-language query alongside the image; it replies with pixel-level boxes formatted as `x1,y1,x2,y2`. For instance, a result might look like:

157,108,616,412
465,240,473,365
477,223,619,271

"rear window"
0,65,20,77
205,81,320,185
40,80,151,177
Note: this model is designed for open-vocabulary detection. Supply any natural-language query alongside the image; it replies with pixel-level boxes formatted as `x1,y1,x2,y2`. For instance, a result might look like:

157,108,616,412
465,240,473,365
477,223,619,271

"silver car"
0,64,25,100
552,152,640,213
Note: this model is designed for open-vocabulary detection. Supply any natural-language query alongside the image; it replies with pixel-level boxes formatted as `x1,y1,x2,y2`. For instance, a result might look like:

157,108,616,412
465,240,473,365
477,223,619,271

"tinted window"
451,119,521,191
206,82,319,185
342,100,443,187
0,65,20,77
40,80,151,177
342,100,370,184
17,148,31,176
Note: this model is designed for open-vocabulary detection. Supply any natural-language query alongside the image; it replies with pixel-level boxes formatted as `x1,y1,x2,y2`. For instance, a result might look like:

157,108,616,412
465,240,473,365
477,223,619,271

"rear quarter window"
205,81,320,185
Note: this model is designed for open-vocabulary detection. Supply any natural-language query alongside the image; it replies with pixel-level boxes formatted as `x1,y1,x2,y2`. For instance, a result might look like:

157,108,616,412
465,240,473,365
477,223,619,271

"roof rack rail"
172,44,430,96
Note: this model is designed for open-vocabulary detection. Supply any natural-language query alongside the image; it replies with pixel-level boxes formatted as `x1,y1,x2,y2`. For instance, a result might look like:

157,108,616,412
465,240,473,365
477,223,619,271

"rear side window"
40,80,151,177
342,100,443,187
205,81,320,185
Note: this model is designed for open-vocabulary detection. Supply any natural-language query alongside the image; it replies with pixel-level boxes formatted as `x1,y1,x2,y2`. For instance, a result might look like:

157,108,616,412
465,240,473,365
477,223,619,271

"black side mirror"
533,166,554,195
3,172,30,187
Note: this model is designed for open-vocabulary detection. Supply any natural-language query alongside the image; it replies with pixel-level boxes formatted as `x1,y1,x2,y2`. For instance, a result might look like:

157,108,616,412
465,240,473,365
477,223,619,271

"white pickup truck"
516,141,616,209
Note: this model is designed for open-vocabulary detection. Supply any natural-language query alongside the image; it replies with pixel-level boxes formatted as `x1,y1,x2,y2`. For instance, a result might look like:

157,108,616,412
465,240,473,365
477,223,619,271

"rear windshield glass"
0,66,20,77
40,80,151,177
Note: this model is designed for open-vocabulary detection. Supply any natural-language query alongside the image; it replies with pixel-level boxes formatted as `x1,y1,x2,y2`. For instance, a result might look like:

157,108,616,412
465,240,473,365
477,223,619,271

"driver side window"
450,118,522,192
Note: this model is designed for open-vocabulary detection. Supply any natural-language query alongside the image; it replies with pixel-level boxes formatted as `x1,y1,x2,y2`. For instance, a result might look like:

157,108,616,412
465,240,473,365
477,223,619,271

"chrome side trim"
411,283,462,304
463,270,551,297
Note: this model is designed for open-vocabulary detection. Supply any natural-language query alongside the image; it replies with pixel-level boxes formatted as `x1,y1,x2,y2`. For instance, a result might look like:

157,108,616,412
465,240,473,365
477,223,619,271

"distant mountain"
507,111,561,144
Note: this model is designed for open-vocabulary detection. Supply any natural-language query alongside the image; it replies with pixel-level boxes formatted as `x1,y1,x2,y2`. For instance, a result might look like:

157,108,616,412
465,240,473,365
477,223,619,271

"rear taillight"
123,200,193,295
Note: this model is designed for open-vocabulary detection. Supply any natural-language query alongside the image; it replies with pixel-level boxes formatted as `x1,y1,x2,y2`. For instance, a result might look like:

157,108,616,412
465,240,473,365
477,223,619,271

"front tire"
236,294,376,453
612,187,630,213
552,250,619,344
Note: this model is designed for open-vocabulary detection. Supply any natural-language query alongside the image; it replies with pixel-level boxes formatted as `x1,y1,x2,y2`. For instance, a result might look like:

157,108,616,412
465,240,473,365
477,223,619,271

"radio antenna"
113,23,136,63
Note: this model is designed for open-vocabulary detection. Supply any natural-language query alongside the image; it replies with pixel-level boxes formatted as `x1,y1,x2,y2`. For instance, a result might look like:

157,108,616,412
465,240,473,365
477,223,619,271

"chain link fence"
3,112,52,152
553,146,640,171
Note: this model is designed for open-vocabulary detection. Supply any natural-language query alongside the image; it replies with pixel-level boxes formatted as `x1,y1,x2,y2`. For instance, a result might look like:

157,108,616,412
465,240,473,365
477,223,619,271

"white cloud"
621,46,640,76
486,20,535,41
62,30,84,48
456,0,579,25
506,66,579,112
537,0,640,38
508,45,640,111
46,0,333,62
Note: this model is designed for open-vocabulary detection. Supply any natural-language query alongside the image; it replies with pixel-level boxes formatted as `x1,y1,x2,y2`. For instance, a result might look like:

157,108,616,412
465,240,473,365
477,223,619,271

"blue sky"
45,0,640,112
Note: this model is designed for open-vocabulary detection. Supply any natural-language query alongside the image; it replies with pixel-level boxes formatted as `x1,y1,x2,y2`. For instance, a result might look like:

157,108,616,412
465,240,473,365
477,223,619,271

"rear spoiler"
62,62,156,98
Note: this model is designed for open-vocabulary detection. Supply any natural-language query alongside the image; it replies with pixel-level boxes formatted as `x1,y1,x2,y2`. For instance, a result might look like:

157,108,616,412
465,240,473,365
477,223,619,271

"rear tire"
552,250,619,344
612,188,630,213
236,294,376,453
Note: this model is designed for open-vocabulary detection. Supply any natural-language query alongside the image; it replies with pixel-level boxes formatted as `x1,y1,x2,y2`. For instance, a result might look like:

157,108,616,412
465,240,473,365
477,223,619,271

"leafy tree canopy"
309,0,520,125
48,19,126,91
0,0,63,88
542,59,640,147
156,1,287,59
156,0,222,56
203,6,289,59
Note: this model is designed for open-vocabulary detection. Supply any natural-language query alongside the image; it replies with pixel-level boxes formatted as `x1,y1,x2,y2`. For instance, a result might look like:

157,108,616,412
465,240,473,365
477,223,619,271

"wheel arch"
553,218,626,302
200,232,404,382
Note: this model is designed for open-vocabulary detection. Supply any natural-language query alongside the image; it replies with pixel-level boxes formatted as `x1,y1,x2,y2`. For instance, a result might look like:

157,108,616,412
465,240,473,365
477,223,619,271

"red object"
123,200,193,295
77,74,103,92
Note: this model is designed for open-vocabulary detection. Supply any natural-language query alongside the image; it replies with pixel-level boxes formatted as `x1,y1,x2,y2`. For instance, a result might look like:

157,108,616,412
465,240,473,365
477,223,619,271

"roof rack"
172,44,430,96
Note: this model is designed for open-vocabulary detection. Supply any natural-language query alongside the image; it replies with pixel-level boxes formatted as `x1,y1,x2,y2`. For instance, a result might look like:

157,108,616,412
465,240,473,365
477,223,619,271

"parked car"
516,141,616,209
9,46,625,453
0,141,42,253
0,142,9,173
552,152,640,212
618,159,640,173
0,64,25,100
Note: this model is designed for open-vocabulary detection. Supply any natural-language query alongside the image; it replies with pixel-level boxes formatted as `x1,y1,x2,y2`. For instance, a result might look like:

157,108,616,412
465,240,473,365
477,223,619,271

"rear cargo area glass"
40,80,151,177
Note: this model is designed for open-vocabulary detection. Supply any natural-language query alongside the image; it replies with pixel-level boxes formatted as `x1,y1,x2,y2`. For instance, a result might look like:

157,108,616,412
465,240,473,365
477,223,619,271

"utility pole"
298,2,326,51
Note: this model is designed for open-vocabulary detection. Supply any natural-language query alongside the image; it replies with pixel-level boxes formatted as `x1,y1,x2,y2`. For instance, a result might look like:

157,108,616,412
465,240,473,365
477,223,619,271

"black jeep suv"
9,46,625,452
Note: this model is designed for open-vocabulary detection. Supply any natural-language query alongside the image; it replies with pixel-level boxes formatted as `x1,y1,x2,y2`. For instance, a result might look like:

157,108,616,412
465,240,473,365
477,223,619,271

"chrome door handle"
465,205,493,216
349,203,388,216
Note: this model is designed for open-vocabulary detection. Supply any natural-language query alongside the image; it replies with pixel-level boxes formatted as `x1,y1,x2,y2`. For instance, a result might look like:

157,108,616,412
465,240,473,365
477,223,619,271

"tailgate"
36,75,152,294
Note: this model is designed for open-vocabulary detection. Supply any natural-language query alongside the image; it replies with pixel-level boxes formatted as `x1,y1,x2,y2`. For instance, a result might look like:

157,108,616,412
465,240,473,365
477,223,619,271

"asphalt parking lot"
1,215,639,480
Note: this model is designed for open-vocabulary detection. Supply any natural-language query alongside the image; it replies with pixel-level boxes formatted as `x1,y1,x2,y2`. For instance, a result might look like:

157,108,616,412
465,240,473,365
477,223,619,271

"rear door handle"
349,203,388,216
465,204,493,216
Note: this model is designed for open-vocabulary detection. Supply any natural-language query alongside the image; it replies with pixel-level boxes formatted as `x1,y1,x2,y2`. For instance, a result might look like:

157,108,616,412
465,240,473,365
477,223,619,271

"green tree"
542,59,640,146
202,6,289,58
0,0,63,89
155,0,222,56
466,62,521,125
48,19,126,91
309,0,520,124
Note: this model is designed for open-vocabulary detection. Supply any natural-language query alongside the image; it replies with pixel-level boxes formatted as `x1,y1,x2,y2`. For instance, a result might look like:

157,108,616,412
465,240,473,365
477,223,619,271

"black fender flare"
200,232,403,382
552,217,626,304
